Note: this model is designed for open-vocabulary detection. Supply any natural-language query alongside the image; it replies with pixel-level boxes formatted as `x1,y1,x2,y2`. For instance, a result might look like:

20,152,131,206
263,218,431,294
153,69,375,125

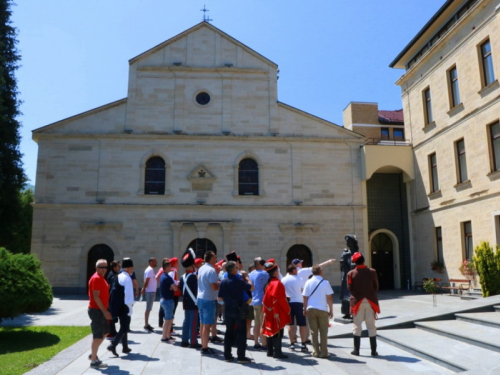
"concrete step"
456,311,500,328
415,319,500,352
494,305,500,313
378,328,500,373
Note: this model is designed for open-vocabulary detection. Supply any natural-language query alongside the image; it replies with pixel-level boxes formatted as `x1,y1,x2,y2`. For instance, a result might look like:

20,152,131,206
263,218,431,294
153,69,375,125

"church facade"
31,22,367,293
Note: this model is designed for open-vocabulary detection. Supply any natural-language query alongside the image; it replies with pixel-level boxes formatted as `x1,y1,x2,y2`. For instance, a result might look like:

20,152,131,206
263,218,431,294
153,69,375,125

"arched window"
145,157,165,195
238,158,259,195
187,238,217,260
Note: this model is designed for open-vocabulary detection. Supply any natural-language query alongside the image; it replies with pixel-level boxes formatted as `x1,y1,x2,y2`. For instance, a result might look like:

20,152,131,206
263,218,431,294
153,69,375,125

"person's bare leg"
288,324,296,344
163,319,173,339
247,319,253,339
145,310,150,327
299,326,307,343
91,338,103,361
201,323,210,348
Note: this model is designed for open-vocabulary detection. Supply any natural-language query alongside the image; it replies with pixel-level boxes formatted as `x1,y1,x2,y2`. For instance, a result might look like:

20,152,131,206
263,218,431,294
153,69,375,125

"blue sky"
11,1,443,184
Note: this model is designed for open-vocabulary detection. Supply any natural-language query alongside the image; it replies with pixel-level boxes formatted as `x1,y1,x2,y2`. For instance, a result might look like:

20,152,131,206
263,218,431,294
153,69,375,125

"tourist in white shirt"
303,264,334,358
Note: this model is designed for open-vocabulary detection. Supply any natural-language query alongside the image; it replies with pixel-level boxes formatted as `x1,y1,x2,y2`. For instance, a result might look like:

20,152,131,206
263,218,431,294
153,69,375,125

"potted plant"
459,259,477,288
430,260,445,273
423,278,439,307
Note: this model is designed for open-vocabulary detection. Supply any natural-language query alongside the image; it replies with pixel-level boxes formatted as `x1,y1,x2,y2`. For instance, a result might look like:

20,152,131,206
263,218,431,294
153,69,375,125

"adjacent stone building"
31,22,366,293
390,0,500,282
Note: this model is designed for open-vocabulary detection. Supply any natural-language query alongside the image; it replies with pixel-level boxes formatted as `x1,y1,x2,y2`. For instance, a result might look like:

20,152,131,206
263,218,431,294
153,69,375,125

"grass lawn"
0,326,90,375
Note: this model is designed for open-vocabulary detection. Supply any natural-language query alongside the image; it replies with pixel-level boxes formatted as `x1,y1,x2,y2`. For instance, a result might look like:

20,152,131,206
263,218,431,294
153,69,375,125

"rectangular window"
463,221,473,260
448,66,461,108
381,127,389,140
436,227,443,264
455,139,468,183
423,87,433,125
489,121,500,172
480,39,495,87
429,152,439,193
393,128,404,141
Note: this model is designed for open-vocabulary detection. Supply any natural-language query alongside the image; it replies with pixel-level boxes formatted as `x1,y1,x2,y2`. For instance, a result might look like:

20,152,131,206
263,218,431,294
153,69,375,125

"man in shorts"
249,257,269,349
141,257,157,332
197,250,220,355
159,258,179,343
88,259,111,369
281,264,308,352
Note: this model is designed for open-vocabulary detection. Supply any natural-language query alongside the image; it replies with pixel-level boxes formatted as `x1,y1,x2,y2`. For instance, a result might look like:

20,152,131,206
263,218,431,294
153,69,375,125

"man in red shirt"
88,259,112,369
347,252,380,357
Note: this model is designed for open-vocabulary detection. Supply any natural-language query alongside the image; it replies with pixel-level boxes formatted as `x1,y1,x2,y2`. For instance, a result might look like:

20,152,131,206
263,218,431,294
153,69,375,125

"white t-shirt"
281,274,303,303
297,267,313,287
144,266,157,292
302,275,334,312
118,272,135,316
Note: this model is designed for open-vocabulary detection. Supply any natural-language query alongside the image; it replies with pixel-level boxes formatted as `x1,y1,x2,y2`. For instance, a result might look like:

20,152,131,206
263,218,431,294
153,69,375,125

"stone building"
31,22,365,293
390,0,500,282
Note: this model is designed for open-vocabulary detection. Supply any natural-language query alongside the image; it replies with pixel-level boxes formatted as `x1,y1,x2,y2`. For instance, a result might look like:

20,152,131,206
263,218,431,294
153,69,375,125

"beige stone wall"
395,0,500,282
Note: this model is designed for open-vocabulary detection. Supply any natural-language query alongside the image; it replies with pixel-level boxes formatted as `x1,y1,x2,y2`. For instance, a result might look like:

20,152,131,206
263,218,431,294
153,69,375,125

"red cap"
352,253,363,263
267,258,275,264
170,257,178,266
194,258,203,266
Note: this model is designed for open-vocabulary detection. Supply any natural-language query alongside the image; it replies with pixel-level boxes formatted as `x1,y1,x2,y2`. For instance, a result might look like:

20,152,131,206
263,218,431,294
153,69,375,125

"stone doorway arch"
187,238,217,260
86,244,114,291
369,229,400,289
286,244,313,268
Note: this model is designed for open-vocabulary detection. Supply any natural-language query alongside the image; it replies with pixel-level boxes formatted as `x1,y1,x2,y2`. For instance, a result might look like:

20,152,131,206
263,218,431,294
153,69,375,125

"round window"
195,92,211,105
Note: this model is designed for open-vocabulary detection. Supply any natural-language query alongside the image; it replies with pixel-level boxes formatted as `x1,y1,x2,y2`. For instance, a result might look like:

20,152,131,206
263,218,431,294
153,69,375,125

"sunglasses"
97,266,107,269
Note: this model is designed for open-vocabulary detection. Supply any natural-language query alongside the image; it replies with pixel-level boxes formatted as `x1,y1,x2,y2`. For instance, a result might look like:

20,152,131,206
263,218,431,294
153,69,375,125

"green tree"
0,247,53,322
473,241,500,297
8,188,33,254
0,0,27,250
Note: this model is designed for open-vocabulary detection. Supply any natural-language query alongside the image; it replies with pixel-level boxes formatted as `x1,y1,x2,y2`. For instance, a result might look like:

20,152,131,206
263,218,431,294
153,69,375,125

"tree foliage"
473,241,500,297
0,0,27,250
0,247,53,322
7,188,33,254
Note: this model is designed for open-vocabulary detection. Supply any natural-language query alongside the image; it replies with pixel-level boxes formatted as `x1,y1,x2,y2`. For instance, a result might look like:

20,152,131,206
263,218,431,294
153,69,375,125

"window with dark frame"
449,66,461,108
463,221,473,260
393,128,404,141
238,158,259,195
424,88,433,125
480,39,495,87
436,227,443,264
456,139,468,183
145,156,166,195
489,121,500,172
381,128,389,140
429,152,439,193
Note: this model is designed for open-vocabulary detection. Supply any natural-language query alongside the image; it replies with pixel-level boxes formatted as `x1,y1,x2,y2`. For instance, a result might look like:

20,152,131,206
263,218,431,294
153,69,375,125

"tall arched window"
145,157,165,195
238,158,259,195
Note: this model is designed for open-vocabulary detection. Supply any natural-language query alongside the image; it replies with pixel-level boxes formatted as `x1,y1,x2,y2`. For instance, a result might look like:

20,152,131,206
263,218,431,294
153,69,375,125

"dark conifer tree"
0,0,27,250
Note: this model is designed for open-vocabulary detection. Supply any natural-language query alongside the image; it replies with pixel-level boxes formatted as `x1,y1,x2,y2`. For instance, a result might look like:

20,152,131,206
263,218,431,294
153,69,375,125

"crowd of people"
87,246,380,369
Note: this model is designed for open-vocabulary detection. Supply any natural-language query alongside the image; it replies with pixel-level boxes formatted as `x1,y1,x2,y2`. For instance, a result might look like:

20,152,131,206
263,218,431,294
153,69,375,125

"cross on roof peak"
200,5,213,23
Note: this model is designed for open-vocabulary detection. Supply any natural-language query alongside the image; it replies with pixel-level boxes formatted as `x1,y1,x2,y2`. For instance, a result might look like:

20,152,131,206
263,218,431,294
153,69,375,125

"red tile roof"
378,109,404,124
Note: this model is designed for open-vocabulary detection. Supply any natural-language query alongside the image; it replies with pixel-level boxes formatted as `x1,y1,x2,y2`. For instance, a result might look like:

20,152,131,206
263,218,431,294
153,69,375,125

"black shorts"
288,302,306,326
88,308,110,339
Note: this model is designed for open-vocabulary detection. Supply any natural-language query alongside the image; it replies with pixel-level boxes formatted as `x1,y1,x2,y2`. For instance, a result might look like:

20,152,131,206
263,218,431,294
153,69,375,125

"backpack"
109,273,125,319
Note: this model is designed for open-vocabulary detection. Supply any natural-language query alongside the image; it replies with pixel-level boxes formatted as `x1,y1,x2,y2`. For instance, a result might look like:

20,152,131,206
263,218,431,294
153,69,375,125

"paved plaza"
3,290,500,374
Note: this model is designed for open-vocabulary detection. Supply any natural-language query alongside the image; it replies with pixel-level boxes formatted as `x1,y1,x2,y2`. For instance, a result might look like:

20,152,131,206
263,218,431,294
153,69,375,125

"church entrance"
286,244,312,268
187,238,217,260
371,233,394,290
86,244,114,291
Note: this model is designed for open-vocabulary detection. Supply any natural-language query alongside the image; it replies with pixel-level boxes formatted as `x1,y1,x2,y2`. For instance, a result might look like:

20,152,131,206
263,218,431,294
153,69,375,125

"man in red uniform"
88,259,112,369
347,252,380,356
262,262,291,359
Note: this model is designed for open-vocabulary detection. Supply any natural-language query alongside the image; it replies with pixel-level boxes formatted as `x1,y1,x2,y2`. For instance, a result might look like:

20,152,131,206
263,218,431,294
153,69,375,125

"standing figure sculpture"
339,234,359,319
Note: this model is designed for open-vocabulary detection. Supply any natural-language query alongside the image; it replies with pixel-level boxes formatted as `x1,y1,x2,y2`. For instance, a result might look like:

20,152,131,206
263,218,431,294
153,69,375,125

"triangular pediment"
188,164,216,182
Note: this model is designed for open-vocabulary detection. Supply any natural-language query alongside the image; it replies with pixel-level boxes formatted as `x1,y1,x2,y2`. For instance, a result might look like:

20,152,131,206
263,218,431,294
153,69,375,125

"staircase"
460,288,482,300
378,305,500,373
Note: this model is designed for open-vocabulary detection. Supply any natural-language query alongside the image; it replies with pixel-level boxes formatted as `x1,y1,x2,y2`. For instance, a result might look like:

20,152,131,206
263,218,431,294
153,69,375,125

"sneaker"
122,347,132,354
144,325,154,332
300,343,308,352
180,341,189,348
107,344,119,357
289,342,296,350
224,356,235,362
237,357,252,364
303,339,311,345
261,345,268,351
90,360,108,369
201,347,217,356
88,354,99,360
273,354,288,359
161,337,175,344
189,343,202,349
210,336,224,343
253,344,262,350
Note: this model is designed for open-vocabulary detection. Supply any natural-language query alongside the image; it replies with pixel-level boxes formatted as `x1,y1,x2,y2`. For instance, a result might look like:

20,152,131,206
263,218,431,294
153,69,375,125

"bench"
414,278,442,292
440,279,471,295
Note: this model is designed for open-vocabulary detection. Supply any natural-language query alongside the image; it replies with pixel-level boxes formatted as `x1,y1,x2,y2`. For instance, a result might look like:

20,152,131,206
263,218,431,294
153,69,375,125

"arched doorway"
286,244,312,268
86,244,114,290
371,233,394,290
187,238,217,260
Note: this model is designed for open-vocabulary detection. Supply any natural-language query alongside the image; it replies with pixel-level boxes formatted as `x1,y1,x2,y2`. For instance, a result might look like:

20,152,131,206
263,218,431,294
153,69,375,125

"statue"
339,234,359,320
